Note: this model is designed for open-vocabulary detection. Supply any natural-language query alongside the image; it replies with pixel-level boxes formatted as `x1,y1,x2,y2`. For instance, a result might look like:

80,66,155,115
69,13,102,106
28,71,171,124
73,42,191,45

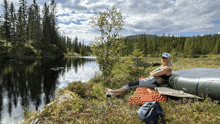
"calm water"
0,56,99,124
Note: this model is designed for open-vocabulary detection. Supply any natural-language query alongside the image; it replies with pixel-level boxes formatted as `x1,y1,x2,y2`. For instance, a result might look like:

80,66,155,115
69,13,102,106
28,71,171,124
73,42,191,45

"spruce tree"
33,0,42,55
184,38,194,58
49,0,66,56
2,0,10,47
0,15,2,39
9,2,16,45
212,39,220,54
78,41,81,54
49,0,58,45
27,5,35,41
42,3,51,57
74,36,78,53
66,36,71,52
201,37,209,54
18,0,28,44
81,41,85,56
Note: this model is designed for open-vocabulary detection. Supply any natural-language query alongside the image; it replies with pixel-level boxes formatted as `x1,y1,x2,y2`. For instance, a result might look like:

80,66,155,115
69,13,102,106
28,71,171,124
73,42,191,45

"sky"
1,0,220,45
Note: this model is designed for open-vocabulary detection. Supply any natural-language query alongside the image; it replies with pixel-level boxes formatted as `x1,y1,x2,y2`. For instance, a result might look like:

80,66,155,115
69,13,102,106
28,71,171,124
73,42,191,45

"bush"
67,81,93,99
91,82,105,101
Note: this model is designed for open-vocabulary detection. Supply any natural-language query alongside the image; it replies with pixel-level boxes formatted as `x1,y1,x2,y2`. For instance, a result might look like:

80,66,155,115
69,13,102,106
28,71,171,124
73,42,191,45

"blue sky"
1,0,220,45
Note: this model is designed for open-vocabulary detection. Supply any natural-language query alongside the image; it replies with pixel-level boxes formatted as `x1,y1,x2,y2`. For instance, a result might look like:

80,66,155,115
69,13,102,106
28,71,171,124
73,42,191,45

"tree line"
0,0,90,59
122,33,220,58
65,36,91,56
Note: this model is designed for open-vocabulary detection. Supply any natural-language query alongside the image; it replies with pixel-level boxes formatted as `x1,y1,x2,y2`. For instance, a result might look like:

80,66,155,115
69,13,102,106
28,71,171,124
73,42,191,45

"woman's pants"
124,76,161,90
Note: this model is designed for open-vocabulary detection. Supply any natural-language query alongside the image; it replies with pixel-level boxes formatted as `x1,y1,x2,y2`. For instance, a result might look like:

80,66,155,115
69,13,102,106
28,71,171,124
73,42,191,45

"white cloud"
58,20,100,45
55,0,220,44
1,0,220,44
56,3,73,15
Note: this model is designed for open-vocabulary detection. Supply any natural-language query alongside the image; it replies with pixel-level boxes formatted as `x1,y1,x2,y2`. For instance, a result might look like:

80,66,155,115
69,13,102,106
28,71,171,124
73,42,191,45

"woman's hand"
153,76,163,83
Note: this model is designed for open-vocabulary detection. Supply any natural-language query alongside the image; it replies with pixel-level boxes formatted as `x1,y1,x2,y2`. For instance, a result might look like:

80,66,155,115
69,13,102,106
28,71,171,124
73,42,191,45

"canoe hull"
168,68,220,100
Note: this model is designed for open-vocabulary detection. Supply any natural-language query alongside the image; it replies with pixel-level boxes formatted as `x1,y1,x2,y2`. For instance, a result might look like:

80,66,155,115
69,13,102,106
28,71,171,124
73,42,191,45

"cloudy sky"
1,0,220,45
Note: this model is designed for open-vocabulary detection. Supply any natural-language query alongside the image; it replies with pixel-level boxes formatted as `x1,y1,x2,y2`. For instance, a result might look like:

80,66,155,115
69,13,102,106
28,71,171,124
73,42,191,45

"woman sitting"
106,52,172,97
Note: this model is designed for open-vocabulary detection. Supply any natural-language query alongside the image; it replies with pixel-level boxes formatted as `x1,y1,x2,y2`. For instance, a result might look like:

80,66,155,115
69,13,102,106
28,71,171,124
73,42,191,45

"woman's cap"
161,52,171,58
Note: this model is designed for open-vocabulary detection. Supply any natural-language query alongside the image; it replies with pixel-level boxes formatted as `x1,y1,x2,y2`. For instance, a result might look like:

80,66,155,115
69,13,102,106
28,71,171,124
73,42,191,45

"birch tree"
90,6,125,83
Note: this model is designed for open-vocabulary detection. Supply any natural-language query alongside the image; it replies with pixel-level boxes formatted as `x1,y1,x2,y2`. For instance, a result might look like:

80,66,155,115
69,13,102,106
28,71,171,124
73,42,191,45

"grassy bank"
23,55,220,124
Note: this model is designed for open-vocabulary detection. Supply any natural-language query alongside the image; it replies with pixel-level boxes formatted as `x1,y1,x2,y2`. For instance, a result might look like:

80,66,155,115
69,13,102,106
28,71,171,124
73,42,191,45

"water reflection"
0,57,98,124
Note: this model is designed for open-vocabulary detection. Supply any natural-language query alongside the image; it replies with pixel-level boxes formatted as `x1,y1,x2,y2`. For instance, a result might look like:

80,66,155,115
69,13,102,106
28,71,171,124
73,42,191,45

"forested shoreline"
0,0,91,59
122,33,220,58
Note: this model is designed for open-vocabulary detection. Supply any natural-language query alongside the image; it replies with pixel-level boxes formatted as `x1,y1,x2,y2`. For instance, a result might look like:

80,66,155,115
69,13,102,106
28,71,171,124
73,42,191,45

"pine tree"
18,0,28,44
49,0,66,56
74,36,78,53
27,5,35,40
49,0,58,45
201,37,209,54
66,36,71,52
78,41,81,53
151,35,157,56
194,35,201,54
0,15,2,39
15,6,26,58
42,3,51,57
33,0,42,55
9,2,16,45
16,6,22,46
212,39,220,54
2,0,11,47
184,38,194,58
143,34,147,56
81,41,85,56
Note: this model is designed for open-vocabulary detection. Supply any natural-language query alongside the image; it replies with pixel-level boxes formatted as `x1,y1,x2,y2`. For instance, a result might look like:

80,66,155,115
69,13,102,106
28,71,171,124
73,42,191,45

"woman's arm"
150,67,171,77
150,66,163,75
150,66,163,76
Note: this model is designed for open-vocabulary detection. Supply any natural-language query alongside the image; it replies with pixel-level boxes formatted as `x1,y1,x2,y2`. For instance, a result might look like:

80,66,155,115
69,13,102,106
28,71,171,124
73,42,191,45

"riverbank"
23,55,220,123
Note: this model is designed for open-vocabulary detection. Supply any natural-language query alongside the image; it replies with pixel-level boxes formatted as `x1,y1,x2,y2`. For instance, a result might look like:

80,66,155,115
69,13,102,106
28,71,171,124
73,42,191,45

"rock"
57,91,74,104
30,118,38,124
37,108,45,116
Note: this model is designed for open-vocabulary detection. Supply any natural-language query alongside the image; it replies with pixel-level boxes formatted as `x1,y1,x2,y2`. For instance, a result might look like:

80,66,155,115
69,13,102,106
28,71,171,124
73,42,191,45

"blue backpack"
137,101,163,124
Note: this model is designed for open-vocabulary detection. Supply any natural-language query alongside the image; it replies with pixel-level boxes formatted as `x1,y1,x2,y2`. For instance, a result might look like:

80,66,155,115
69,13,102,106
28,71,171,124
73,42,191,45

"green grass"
23,54,220,124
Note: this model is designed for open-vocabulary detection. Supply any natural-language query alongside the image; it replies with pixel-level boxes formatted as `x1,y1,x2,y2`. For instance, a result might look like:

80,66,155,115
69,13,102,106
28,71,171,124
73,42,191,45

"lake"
0,56,99,124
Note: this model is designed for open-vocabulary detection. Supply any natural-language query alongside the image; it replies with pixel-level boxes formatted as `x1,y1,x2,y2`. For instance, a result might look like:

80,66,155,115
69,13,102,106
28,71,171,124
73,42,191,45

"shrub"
67,81,88,98
91,82,105,101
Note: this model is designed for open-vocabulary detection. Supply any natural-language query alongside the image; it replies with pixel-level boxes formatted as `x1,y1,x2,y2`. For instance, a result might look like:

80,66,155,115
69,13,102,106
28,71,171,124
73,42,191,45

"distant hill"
125,34,156,40
124,33,220,40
